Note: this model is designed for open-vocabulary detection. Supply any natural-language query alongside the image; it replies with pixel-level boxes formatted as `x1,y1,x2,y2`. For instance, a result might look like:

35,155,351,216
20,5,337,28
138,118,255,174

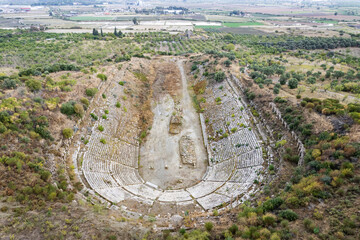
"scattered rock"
170,215,183,228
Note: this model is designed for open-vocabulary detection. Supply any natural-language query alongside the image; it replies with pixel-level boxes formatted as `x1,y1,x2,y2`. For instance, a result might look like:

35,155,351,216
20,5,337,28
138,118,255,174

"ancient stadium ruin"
72,58,272,216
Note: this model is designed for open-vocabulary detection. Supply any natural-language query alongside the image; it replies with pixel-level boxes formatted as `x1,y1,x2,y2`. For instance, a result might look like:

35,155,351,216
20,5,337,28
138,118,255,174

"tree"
279,74,288,85
100,28,103,37
224,59,231,67
325,71,331,78
273,87,280,94
333,70,345,79
288,78,298,89
306,77,316,84
92,28,99,36
132,17,138,25
264,79,272,86
114,27,118,36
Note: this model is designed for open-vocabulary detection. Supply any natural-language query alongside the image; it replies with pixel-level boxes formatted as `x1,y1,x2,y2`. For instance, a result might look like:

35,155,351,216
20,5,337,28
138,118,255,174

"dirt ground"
139,59,208,190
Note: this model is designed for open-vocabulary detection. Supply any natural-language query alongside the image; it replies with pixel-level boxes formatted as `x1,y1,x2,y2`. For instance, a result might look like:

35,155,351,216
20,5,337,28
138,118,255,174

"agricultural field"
0,1,360,240
223,22,264,27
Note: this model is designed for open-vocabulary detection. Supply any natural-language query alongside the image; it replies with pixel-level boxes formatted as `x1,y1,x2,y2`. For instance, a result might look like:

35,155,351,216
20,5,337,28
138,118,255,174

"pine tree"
114,27,118,36
100,28,103,37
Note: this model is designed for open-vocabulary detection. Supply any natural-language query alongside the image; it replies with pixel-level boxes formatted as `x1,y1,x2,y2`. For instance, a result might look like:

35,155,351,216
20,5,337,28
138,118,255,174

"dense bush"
97,73,107,81
25,79,42,91
86,88,98,97
19,64,80,76
60,101,76,116
74,103,84,117
204,222,213,231
62,128,73,139
263,197,284,212
80,97,89,108
1,78,17,89
279,209,298,221
288,78,298,89
214,71,226,82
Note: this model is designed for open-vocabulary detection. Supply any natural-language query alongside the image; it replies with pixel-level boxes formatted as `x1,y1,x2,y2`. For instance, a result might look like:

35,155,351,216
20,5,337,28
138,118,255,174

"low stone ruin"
179,135,196,167
169,114,182,134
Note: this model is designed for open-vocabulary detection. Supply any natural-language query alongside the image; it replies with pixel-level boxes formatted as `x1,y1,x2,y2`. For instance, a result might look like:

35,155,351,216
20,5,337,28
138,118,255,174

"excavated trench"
139,60,208,190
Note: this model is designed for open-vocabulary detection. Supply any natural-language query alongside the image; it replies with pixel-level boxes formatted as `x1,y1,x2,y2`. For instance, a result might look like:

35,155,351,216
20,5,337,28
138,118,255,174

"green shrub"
98,125,104,132
229,224,238,235
74,103,84,117
214,71,226,82
97,73,107,81
270,233,281,240
40,170,51,181
280,220,289,228
213,209,219,216
25,79,42,91
279,209,298,221
262,213,277,226
60,101,76,116
341,161,354,171
33,97,44,104
107,235,116,240
48,191,57,201
288,78,298,89
90,113,98,120
1,78,17,89
263,197,284,212
85,88,98,97
116,102,121,108
133,71,147,81
191,64,198,71
100,138,106,144
306,102,315,109
204,222,213,231
62,128,73,139
285,196,302,208
80,97,89,108
0,123,7,133
303,218,317,233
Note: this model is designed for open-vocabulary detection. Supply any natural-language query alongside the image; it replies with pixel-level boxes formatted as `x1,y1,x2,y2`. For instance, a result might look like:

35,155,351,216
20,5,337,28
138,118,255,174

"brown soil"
152,60,182,100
